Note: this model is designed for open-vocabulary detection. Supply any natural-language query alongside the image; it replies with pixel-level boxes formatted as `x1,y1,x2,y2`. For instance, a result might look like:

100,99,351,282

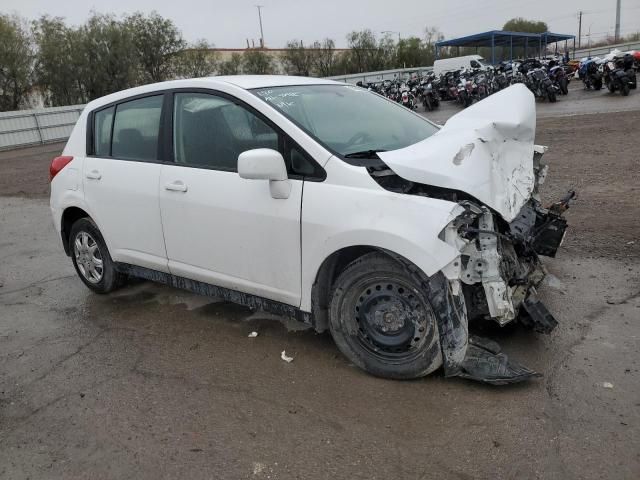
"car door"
83,94,169,273
158,91,303,306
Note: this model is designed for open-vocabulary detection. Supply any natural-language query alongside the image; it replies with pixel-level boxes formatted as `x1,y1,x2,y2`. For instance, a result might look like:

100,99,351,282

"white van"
433,55,491,76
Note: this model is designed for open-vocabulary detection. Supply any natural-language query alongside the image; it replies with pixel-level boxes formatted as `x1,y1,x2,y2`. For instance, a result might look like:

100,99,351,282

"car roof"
85,75,341,111
213,75,339,89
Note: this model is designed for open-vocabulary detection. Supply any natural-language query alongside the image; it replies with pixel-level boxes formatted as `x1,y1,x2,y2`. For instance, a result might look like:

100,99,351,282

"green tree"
217,53,243,75
502,18,548,33
0,14,35,111
396,37,425,68
175,39,218,78
126,11,186,83
77,13,139,100
33,16,85,106
242,49,274,74
281,40,314,76
345,30,396,73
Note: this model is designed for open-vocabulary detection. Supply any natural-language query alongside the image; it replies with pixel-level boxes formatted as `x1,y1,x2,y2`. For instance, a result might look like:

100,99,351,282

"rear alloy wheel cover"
73,231,104,284
353,280,434,361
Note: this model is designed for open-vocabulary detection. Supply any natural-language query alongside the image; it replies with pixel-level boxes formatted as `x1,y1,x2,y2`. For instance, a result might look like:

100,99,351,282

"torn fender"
379,84,537,222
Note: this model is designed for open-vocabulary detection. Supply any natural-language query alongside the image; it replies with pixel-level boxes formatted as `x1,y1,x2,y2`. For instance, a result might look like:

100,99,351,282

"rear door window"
111,95,163,161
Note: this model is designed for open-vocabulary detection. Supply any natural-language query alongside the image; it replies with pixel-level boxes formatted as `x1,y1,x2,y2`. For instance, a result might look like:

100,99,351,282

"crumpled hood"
378,84,536,221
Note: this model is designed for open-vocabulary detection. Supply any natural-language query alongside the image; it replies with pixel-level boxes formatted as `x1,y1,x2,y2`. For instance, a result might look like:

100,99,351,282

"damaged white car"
50,76,572,384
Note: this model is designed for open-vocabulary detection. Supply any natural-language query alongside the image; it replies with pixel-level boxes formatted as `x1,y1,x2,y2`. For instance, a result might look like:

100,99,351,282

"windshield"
252,85,438,158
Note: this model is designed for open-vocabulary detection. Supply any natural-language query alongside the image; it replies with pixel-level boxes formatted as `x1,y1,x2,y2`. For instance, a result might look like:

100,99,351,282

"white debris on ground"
601,382,614,389
281,350,294,363
248,331,258,338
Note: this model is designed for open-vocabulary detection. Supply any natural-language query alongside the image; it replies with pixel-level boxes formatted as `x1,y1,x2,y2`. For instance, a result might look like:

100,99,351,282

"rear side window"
93,106,114,156
111,95,163,161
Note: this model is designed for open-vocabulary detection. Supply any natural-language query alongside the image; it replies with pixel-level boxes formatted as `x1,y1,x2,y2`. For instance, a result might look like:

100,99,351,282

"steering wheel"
346,131,373,147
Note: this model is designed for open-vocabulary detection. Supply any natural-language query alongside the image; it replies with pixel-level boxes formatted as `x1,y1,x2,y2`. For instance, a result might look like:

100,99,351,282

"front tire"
69,218,125,294
547,89,557,102
328,252,442,379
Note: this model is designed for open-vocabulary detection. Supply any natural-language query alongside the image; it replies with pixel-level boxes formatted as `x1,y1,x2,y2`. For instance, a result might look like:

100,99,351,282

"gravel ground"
0,87,639,479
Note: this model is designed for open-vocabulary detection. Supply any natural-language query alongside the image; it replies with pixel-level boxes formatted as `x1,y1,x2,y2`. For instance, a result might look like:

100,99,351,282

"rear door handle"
86,170,101,180
164,180,188,192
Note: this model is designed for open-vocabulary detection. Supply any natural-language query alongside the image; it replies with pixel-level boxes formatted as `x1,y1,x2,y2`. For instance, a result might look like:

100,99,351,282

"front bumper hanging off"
437,191,573,384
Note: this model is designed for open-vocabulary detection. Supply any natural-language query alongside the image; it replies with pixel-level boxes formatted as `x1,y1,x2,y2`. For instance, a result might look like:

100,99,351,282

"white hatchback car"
50,76,571,384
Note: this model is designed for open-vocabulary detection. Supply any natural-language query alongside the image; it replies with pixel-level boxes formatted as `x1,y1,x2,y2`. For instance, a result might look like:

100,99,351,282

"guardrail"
0,105,85,151
573,41,640,59
327,66,434,84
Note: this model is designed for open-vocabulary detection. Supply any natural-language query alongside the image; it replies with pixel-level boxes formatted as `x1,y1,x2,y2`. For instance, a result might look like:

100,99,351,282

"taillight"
49,156,73,182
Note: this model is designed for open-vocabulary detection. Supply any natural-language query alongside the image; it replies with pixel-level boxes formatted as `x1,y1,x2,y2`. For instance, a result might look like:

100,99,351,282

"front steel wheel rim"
353,279,433,361
73,231,103,284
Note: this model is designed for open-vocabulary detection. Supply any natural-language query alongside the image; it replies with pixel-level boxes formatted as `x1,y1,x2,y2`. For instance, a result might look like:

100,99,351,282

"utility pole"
382,31,401,43
615,0,621,42
255,5,265,48
577,11,582,48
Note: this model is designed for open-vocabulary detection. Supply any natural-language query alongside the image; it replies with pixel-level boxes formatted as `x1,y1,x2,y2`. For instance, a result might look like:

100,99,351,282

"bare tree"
242,49,275,74
281,40,314,76
175,40,218,78
217,53,243,75
311,38,337,77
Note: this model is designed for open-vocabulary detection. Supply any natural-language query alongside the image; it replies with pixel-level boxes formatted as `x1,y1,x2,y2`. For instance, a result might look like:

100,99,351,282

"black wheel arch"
61,207,91,256
311,246,379,333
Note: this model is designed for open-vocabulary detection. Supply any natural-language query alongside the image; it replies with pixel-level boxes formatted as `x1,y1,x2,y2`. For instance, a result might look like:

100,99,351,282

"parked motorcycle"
472,70,490,101
548,62,569,95
603,55,636,96
417,77,440,111
399,83,417,109
519,60,558,102
581,59,603,90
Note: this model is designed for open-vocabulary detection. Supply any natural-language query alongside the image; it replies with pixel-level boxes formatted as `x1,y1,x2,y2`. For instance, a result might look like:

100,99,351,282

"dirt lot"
1,90,639,479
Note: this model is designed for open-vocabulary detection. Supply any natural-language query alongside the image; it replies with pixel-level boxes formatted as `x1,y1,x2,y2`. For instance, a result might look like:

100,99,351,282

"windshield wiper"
343,149,387,159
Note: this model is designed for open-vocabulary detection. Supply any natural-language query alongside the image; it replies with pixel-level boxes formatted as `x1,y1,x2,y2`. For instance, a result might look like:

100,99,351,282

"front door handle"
86,170,101,180
164,180,188,192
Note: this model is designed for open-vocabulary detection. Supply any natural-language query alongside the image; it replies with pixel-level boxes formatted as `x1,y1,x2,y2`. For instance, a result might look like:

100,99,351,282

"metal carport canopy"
435,30,575,63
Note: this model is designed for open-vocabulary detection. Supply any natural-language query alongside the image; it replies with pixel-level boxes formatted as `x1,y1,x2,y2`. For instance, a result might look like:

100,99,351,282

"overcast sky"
4,0,640,48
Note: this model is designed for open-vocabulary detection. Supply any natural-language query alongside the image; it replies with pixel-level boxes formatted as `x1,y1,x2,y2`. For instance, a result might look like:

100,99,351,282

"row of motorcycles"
356,56,573,110
580,52,637,96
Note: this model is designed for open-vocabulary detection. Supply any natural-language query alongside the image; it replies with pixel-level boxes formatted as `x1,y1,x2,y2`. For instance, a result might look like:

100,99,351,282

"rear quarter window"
93,106,114,156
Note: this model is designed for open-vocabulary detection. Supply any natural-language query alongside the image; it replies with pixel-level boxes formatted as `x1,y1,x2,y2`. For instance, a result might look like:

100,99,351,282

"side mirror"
237,148,291,199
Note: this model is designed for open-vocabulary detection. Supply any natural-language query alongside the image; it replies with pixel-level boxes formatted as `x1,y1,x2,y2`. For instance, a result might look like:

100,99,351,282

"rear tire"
69,218,125,294
594,78,602,90
547,90,557,103
328,252,443,379
622,83,630,96
560,77,569,95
